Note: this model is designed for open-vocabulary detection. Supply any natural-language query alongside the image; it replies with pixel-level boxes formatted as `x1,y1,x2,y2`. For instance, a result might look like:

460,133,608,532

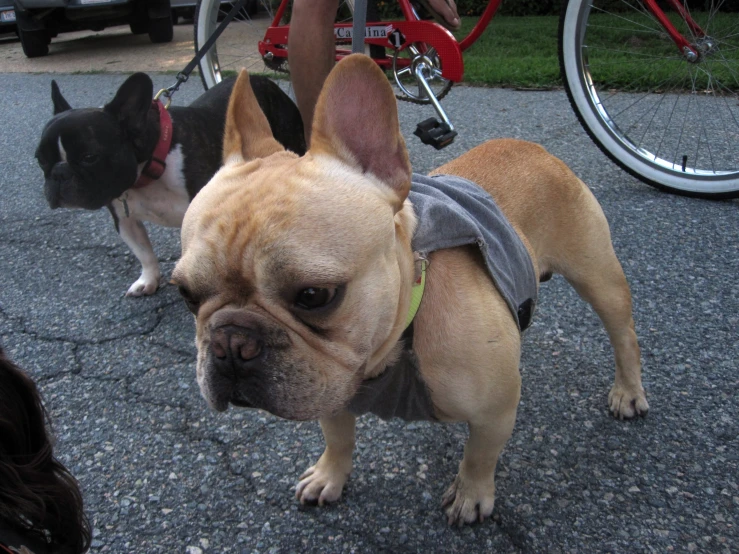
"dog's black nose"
51,161,73,182
210,325,264,374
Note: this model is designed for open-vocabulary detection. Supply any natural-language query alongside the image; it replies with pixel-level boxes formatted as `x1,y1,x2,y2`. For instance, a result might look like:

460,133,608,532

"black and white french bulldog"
35,73,306,296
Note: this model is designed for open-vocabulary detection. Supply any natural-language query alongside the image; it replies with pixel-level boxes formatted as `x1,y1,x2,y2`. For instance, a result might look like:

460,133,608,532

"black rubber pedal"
414,118,457,150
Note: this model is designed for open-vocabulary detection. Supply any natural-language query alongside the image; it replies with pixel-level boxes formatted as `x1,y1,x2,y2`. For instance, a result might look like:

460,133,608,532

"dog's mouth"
200,372,256,413
47,195,78,210
198,352,362,421
44,180,107,211
207,394,253,413
226,387,332,422
44,180,63,209
229,395,253,409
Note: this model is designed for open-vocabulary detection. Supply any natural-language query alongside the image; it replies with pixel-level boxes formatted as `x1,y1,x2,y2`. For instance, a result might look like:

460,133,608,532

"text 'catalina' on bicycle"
334,24,393,41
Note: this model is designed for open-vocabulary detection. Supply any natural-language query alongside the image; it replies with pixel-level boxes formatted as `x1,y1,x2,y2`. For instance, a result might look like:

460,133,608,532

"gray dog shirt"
347,174,538,421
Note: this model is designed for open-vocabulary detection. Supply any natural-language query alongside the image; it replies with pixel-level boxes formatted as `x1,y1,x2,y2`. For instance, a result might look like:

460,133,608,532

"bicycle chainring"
392,43,453,104
263,53,289,73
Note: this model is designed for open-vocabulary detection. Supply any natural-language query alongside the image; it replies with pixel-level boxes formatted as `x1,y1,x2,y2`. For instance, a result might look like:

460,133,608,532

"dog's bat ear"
223,69,285,164
51,80,72,114
104,72,154,138
311,54,411,211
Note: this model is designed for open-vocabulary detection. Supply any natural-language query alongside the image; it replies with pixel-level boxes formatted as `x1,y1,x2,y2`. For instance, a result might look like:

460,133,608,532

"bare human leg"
288,0,460,144
288,0,340,145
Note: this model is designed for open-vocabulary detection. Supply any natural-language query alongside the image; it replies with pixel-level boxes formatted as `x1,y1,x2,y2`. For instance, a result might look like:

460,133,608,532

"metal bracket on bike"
352,0,368,54
412,61,457,149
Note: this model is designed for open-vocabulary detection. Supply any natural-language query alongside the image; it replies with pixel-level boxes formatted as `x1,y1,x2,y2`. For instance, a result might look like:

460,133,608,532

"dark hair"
0,346,91,554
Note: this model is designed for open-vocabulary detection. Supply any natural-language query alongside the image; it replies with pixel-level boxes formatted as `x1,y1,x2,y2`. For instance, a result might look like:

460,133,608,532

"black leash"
155,0,250,107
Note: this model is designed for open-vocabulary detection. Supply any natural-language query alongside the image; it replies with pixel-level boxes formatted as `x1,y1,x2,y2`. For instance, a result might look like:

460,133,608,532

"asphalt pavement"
0,69,737,553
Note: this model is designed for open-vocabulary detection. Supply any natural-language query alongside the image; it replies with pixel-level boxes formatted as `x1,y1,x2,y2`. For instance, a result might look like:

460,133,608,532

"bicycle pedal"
414,118,457,150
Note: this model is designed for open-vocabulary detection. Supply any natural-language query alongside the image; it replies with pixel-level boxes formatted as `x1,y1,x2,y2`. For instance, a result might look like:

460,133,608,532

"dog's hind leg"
551,191,649,419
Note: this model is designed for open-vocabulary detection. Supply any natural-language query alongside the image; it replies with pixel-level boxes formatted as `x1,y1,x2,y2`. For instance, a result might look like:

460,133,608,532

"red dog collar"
134,100,172,189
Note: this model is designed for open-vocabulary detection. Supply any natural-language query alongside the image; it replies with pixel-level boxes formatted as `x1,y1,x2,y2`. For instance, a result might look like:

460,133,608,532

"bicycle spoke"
589,5,661,36
586,23,671,36
694,82,717,174
562,0,739,196
672,88,693,170
585,47,685,62
396,66,413,79
704,0,726,34
636,91,669,153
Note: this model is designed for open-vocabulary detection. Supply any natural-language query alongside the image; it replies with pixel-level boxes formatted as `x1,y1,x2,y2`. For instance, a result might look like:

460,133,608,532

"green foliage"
374,0,402,19
281,0,739,22
453,0,566,17
373,0,739,19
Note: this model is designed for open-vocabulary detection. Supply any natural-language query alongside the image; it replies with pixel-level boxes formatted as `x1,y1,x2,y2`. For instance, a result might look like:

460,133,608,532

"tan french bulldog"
171,54,649,526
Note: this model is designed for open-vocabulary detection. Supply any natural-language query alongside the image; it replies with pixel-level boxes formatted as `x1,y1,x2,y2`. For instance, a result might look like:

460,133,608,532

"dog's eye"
295,287,336,310
178,286,200,314
81,153,99,165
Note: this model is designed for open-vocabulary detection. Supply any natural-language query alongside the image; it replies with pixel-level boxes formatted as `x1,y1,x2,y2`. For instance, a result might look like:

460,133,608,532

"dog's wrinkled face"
37,110,138,210
36,74,155,210
172,56,415,420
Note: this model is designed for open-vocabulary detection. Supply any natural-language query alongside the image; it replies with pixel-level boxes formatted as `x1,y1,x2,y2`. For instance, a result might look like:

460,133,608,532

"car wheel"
244,0,259,17
129,0,148,35
148,15,172,43
130,17,147,34
18,26,49,57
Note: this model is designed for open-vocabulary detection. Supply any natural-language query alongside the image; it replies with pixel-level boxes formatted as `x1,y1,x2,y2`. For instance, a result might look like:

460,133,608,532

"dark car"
0,3,16,32
170,0,258,24
13,0,172,58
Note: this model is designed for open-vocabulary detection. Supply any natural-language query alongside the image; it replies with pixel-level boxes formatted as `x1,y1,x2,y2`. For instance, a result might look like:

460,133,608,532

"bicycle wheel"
194,0,365,90
559,0,739,199
194,0,275,90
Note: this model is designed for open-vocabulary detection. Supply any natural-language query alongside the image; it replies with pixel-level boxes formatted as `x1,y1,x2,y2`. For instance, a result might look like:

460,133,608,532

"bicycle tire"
559,0,739,199
194,0,365,91
195,0,279,91
195,0,454,104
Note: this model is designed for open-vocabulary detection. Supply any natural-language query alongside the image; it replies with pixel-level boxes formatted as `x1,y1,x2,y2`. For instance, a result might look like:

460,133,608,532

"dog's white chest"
113,144,190,227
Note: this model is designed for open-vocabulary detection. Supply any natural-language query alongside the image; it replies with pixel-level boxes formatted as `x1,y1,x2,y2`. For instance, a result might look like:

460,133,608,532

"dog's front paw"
125,274,160,297
295,452,351,506
441,474,496,526
608,384,649,419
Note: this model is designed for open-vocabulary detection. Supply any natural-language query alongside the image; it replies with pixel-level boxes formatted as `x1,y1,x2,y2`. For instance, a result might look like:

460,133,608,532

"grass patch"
452,13,738,91
457,15,561,88
207,12,738,93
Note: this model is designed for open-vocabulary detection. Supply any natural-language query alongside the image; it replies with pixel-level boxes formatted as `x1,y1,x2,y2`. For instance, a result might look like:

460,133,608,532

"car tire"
18,26,49,57
129,0,148,35
148,15,172,43
130,18,147,34
244,0,258,17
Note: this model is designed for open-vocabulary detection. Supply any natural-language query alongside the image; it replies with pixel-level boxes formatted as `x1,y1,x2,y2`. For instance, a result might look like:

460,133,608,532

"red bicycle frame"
644,0,705,58
257,0,706,83
258,0,506,83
